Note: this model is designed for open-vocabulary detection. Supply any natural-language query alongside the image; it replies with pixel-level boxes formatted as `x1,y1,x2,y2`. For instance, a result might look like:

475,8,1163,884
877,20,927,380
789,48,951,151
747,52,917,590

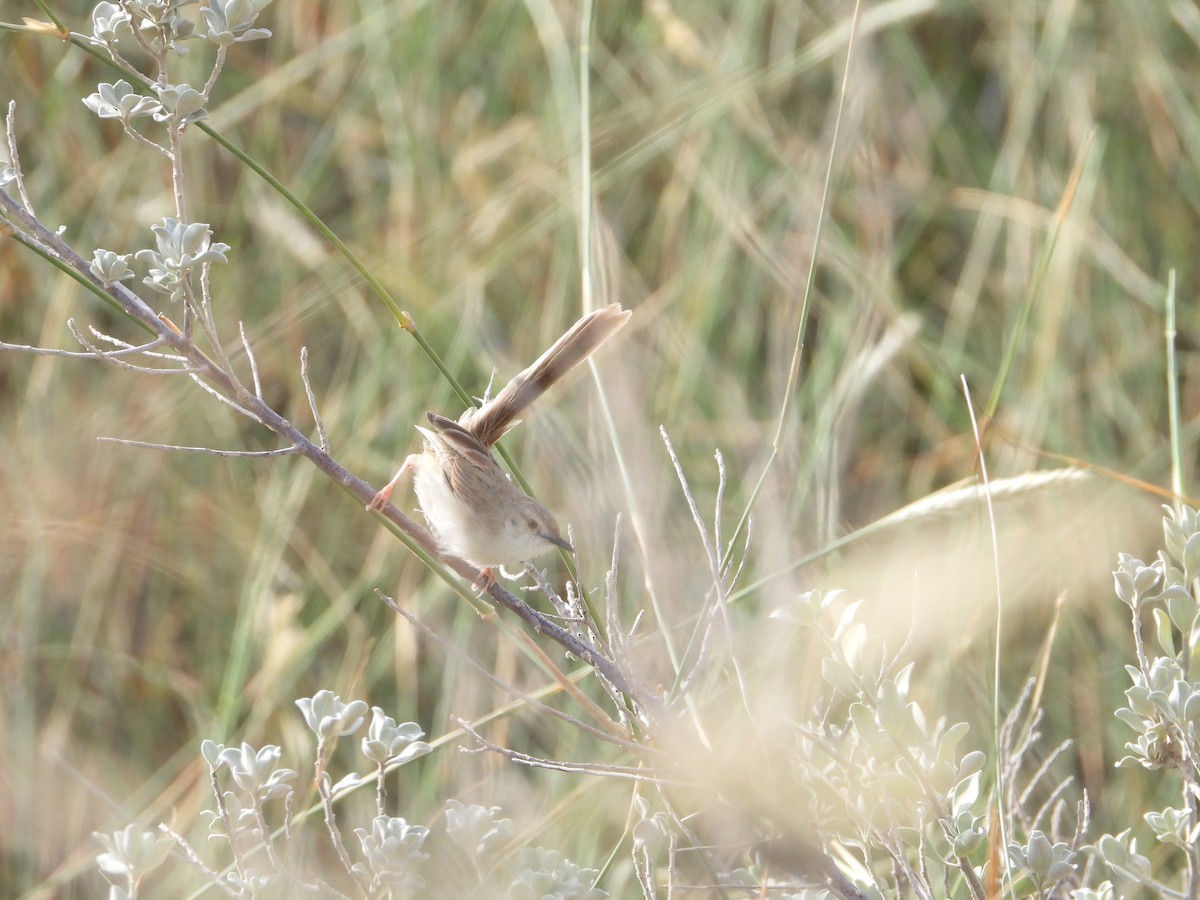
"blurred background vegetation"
2,0,1198,895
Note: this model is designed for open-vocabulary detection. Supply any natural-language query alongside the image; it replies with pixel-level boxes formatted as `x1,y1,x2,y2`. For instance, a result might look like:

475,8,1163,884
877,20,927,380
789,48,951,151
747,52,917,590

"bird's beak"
545,533,573,554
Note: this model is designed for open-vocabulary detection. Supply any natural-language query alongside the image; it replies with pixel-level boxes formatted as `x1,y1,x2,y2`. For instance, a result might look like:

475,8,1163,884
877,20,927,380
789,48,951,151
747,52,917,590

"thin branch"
79,321,190,362
187,372,264,423
5,101,35,214
599,522,639,728
563,543,612,653
208,761,249,886
97,436,300,457
316,771,369,894
119,4,159,61
194,263,233,374
660,428,720,590
67,321,199,373
300,346,328,451
523,560,587,638
603,518,628,665
248,800,286,881
726,513,752,592
100,40,152,85
454,717,682,784
118,117,170,156
0,336,174,363
239,320,262,400
713,449,726,556
201,43,228,102
661,427,755,725
159,825,240,898
169,118,186,218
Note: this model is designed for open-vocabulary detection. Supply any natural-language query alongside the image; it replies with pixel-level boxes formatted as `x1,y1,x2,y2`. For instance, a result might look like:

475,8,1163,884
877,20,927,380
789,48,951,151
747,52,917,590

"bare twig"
194,262,233,373
208,761,249,887
0,336,173,362
300,346,328,451
201,43,228,102
713,449,726,560
454,716,680,784
522,560,576,623
239,320,262,400
599,521,640,729
726,513,752,592
159,825,240,898
249,799,286,880
661,428,754,726
118,118,170,156
121,13,159,67
660,429,721,595
77,321,185,360
91,36,143,84
97,436,300,457
523,561,588,640
317,770,369,894
187,373,264,423
67,320,198,373
5,101,34,215
79,324,190,362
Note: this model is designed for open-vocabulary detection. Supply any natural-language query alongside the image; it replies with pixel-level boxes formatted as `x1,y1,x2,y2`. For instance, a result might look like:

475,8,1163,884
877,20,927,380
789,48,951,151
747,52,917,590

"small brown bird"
368,304,631,586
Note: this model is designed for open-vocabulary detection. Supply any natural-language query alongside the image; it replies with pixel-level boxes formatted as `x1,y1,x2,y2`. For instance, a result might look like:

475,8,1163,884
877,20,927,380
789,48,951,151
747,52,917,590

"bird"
368,304,631,587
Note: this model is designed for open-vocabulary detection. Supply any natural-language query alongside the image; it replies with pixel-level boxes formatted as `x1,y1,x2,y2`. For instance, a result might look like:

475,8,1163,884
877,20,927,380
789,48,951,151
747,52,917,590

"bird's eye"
526,518,538,531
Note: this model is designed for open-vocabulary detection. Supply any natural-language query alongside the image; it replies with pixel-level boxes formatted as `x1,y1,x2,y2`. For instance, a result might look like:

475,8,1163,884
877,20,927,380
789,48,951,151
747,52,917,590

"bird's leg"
366,454,419,511
474,567,497,592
